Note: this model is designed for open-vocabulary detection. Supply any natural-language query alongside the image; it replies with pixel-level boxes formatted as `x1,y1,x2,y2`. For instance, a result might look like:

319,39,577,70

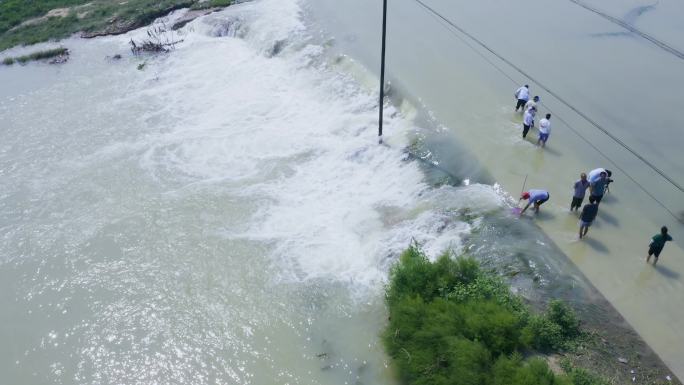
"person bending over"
520,189,550,215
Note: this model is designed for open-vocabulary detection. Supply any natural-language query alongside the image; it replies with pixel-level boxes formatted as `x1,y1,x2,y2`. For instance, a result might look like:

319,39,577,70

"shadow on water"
583,237,610,253
533,210,556,221
539,145,562,157
654,263,680,279
600,192,618,204
597,210,620,227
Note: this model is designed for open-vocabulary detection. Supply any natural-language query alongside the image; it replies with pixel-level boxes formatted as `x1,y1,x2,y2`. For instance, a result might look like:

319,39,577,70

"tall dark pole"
378,0,388,144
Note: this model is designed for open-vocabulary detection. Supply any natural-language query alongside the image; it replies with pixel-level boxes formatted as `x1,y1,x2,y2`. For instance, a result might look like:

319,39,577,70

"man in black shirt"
579,196,599,239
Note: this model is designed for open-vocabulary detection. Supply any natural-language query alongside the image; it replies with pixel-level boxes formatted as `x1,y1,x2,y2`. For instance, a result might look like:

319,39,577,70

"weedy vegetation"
383,244,608,385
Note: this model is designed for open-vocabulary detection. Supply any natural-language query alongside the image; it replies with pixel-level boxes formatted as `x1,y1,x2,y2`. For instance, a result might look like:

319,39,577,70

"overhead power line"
566,0,684,61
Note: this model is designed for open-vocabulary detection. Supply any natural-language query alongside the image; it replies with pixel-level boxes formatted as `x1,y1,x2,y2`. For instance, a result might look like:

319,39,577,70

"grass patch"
190,0,233,10
0,0,232,51
1,47,69,65
383,244,609,385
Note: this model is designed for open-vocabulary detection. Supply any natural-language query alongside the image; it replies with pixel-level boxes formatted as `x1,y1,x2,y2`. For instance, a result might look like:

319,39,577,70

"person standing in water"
588,168,614,193
579,196,599,239
570,173,590,211
519,189,550,215
537,113,551,147
522,106,536,138
647,226,673,266
589,171,610,205
515,85,530,112
525,95,540,112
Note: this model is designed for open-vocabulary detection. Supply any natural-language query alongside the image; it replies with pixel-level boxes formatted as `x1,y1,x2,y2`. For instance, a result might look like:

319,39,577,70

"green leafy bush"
546,300,580,339
524,315,564,351
383,245,605,385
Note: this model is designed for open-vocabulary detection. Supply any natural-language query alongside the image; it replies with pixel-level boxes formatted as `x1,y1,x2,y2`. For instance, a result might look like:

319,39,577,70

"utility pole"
378,0,388,144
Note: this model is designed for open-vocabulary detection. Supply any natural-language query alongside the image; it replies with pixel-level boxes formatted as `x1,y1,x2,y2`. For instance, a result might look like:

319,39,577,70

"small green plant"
560,359,610,385
524,314,564,351
546,299,581,339
190,0,232,10
137,61,146,70
1,47,68,65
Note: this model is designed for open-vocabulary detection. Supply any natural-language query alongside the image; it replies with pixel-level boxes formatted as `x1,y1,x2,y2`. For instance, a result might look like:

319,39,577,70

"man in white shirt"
522,106,535,138
525,95,540,112
514,85,530,112
537,113,551,147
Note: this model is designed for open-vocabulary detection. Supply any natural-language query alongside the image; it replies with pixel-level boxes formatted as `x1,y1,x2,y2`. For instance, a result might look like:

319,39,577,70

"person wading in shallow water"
519,189,550,215
514,84,530,112
579,196,599,239
525,95,540,113
571,173,590,212
537,113,551,147
522,106,536,138
589,171,610,205
647,226,673,266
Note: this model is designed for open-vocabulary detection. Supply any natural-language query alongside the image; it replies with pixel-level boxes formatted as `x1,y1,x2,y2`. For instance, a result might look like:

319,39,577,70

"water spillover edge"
0,0,510,383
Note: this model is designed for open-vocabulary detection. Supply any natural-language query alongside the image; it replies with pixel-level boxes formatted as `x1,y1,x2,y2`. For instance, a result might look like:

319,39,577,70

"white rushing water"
0,1,508,383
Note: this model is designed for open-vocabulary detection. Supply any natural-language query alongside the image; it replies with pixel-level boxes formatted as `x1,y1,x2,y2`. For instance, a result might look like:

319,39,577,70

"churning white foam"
125,0,505,292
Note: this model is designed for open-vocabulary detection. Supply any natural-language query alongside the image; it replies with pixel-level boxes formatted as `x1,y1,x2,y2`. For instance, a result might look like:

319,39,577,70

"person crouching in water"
579,196,599,239
647,226,673,266
519,189,550,215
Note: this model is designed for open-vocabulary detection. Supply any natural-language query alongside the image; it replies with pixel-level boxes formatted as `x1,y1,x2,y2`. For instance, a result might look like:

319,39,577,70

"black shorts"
516,99,527,110
590,194,603,204
571,196,584,208
535,194,550,206
649,246,663,257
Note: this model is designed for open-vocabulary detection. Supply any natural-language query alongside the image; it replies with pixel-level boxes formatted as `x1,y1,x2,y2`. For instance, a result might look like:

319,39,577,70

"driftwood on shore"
130,24,183,54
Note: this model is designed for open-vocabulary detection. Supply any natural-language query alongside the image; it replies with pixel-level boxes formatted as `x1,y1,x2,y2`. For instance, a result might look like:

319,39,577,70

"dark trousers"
571,196,584,210
522,124,531,138
516,99,527,111
590,194,603,205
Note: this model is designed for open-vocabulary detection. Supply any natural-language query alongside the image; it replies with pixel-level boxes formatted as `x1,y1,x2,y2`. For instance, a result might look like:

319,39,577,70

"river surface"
0,0,682,383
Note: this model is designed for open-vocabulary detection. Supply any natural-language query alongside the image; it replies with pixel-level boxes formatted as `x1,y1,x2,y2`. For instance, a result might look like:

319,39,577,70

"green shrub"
383,245,605,385
559,360,610,385
525,315,564,351
2,57,14,65
460,300,524,355
568,368,609,385
546,300,580,339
